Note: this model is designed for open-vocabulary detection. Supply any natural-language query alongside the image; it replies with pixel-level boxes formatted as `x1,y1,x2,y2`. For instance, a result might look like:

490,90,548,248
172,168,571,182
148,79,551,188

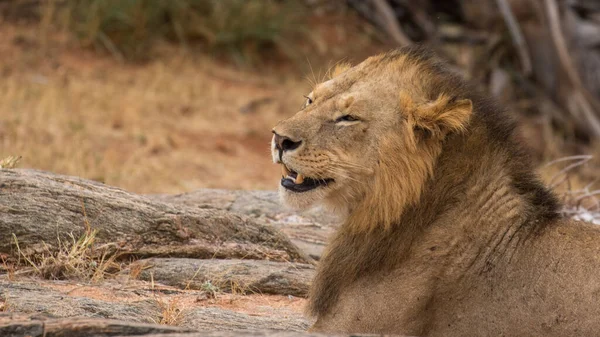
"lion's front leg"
307,270,435,336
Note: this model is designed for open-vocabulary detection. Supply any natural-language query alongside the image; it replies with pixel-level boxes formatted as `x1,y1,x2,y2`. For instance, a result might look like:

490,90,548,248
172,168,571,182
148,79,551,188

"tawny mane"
308,47,559,318
337,49,475,233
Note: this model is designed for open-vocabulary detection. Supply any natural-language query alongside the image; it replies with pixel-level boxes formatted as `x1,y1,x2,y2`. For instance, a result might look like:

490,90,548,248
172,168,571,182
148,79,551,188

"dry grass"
0,20,384,193
0,297,8,312
0,27,296,193
0,8,386,193
156,296,185,326
0,255,16,281
150,272,188,326
208,277,258,296
128,260,148,280
11,204,121,282
181,263,258,296
12,229,120,281
0,155,21,169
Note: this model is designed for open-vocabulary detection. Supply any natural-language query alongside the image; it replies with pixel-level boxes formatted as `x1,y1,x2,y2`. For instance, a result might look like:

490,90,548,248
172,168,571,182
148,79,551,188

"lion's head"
271,47,473,232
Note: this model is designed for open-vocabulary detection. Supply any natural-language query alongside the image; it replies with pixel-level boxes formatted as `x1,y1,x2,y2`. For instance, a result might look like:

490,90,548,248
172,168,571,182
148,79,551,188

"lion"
270,46,600,336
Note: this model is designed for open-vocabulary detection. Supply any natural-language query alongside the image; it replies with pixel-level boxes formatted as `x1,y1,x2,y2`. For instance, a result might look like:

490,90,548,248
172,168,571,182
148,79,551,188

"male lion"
271,47,600,336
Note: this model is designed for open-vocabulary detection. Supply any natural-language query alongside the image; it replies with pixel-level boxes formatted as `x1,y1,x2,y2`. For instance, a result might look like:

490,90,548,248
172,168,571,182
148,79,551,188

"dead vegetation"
4,195,123,282
11,223,121,282
156,296,185,326
348,0,600,153
0,183,174,286
0,5,384,193
0,156,21,169
0,295,7,312
542,155,600,224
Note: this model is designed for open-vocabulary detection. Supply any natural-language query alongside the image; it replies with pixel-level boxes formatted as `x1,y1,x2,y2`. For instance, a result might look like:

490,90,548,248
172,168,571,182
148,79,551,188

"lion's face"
271,52,473,229
271,67,398,212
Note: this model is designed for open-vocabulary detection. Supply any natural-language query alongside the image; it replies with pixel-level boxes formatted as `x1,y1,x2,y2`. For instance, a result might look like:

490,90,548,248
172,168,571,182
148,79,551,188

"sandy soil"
45,279,307,320
0,275,308,329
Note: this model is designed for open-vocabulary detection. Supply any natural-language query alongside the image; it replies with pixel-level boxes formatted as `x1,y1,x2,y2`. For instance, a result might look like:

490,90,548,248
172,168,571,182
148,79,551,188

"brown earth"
0,278,310,333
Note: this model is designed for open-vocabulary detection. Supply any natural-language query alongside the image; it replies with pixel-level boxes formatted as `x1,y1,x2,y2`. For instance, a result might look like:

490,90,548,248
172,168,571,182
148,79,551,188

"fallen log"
0,280,310,332
0,313,321,337
0,313,192,337
0,282,162,323
151,189,338,259
129,258,314,297
181,307,309,332
0,169,308,263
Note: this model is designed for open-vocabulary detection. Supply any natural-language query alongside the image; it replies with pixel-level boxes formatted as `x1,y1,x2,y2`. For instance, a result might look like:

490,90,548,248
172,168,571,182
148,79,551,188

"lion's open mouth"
280,164,333,193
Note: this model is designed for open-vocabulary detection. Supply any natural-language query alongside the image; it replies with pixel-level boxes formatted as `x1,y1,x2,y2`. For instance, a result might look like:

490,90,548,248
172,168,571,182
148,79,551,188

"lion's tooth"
295,174,304,184
282,164,291,178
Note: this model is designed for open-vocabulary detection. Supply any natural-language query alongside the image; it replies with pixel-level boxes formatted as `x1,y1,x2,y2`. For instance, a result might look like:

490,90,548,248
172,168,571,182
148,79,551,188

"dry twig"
371,0,412,46
545,0,600,138
495,0,532,75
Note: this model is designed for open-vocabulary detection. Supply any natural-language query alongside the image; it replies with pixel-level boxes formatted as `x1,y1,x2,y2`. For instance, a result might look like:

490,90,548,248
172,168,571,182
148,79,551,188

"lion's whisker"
330,160,372,172
324,167,362,184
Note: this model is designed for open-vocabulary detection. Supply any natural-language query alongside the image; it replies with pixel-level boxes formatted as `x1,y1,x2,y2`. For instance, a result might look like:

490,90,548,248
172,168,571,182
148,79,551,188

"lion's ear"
411,95,472,139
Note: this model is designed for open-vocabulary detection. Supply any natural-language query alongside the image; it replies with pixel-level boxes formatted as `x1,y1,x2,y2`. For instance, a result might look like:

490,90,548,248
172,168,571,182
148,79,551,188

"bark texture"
0,312,325,337
151,189,338,260
0,169,309,263
129,258,314,297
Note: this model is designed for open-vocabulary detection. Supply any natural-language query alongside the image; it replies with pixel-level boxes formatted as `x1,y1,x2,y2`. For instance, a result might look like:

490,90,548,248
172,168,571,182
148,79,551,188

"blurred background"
1,0,599,200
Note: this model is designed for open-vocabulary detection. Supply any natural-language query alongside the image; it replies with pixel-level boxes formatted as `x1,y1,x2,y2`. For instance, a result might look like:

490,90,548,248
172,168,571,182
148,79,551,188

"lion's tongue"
281,165,304,184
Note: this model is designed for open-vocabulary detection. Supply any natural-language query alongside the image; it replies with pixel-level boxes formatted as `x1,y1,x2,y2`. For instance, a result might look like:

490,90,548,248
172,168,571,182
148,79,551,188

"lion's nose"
273,132,302,152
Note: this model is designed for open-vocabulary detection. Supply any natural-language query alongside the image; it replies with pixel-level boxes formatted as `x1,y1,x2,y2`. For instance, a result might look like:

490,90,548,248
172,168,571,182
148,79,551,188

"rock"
150,189,339,259
0,313,192,337
0,313,332,337
117,333,333,337
0,314,44,337
129,258,314,297
181,307,310,332
0,282,161,323
0,280,311,334
0,170,309,263
0,170,342,336
150,189,337,226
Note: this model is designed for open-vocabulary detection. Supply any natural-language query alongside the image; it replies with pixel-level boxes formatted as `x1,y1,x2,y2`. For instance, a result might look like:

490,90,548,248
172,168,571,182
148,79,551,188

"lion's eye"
335,115,359,123
303,95,313,106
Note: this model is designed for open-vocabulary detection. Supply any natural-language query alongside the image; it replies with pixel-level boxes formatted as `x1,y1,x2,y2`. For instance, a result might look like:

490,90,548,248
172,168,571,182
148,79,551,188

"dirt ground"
46,279,307,324
0,276,309,330
12,276,306,313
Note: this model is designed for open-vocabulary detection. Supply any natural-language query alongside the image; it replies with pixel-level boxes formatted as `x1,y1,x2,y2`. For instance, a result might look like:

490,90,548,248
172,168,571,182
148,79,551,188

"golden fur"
271,47,600,336
272,49,477,232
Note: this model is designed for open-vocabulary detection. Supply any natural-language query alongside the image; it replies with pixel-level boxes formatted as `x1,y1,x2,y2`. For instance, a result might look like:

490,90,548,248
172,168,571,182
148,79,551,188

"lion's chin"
278,184,327,210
